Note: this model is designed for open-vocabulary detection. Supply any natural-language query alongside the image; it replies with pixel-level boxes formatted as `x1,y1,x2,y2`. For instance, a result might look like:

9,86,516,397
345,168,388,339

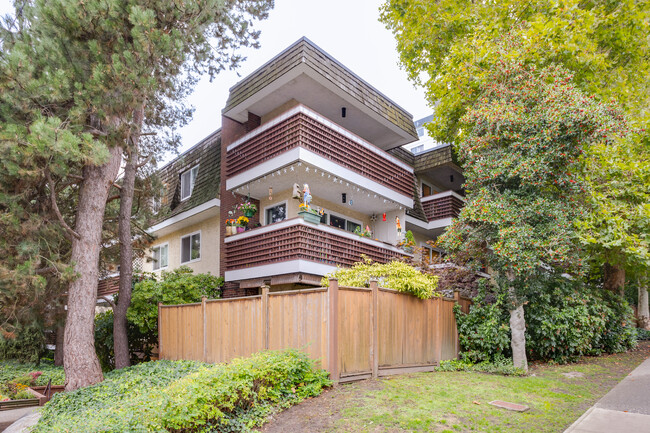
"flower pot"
226,226,234,236
236,226,246,233
299,210,321,224
243,209,256,218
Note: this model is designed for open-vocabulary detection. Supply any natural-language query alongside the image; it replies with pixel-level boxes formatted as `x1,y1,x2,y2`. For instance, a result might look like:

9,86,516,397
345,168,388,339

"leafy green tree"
437,48,625,371
380,0,650,296
577,135,650,326
1,0,272,390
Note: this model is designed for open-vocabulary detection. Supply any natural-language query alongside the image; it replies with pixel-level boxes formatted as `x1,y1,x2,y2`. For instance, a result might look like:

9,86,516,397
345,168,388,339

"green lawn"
260,342,650,433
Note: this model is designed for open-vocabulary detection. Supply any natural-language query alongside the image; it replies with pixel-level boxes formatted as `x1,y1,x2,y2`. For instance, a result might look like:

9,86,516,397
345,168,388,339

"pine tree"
1,0,272,390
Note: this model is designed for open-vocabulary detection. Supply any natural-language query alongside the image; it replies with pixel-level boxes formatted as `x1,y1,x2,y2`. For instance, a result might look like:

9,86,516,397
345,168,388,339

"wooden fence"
159,279,471,382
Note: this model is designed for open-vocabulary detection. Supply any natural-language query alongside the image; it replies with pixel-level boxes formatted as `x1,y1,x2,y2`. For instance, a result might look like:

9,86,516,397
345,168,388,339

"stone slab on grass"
489,400,530,412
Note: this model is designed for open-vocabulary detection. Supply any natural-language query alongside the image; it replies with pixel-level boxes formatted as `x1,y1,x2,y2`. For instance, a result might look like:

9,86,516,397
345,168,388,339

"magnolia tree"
438,47,626,371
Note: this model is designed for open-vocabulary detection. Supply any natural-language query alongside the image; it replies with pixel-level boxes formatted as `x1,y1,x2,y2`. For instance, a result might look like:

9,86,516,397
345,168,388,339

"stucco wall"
144,214,220,276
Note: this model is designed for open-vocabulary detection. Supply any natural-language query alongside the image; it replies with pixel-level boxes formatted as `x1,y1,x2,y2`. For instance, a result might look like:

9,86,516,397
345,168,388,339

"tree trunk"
54,325,64,366
507,277,528,373
113,148,137,369
64,146,122,391
603,262,625,297
638,278,650,331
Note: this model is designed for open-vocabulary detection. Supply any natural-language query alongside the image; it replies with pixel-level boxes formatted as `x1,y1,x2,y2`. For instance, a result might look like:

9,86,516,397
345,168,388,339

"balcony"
225,105,414,208
224,218,409,283
422,191,464,222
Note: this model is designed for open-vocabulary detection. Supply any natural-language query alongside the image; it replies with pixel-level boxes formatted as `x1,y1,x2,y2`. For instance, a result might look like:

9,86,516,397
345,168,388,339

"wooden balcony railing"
226,105,414,198
224,218,406,273
421,191,464,221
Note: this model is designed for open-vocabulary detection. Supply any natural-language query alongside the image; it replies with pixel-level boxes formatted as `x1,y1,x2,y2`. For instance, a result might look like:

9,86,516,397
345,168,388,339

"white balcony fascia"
405,215,453,231
226,147,413,208
224,259,337,282
420,190,465,203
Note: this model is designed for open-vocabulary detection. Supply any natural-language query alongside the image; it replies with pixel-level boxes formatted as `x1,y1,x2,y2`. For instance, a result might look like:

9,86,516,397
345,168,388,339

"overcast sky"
0,0,431,160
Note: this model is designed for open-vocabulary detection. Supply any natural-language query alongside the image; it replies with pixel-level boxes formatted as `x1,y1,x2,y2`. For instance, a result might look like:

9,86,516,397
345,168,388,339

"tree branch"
100,296,116,309
45,171,81,241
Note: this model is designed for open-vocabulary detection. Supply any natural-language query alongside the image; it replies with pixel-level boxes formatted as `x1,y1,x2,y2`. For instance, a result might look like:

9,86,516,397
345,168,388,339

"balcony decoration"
397,230,416,254
354,225,372,238
225,219,237,236
236,216,249,233
237,196,257,218
297,184,323,224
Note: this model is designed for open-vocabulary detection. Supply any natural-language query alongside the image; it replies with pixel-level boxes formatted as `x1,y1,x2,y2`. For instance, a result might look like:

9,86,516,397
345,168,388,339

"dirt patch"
259,380,385,433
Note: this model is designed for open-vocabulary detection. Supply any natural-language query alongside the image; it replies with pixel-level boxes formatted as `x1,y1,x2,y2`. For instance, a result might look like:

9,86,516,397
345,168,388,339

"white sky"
0,0,431,160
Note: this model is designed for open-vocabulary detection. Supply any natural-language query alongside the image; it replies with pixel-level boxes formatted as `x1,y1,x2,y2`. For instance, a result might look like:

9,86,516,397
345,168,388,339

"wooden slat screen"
226,113,413,197
225,222,404,271
422,194,464,221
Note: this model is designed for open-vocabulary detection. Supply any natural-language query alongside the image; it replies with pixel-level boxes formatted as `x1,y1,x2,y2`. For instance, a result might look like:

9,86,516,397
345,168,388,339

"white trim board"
148,198,220,234
405,215,453,231
225,259,337,282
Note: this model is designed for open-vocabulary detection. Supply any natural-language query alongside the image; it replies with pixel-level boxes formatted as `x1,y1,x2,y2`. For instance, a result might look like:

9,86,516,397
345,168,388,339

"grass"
331,343,649,432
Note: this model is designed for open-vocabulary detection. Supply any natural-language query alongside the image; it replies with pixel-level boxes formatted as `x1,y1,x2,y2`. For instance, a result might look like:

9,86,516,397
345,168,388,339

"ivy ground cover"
34,350,330,433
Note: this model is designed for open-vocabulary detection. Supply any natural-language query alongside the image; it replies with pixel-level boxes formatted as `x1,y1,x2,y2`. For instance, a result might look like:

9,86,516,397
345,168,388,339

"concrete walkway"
565,356,650,433
0,407,39,433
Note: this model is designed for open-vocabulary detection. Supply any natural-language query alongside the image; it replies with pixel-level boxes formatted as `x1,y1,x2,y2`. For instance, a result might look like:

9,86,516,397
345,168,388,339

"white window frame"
263,200,288,225
180,165,199,201
151,243,169,271
327,211,363,234
180,230,201,264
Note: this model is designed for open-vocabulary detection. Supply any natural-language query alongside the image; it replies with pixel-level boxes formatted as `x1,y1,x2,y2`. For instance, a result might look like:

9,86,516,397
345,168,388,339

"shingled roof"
153,130,221,224
224,37,418,140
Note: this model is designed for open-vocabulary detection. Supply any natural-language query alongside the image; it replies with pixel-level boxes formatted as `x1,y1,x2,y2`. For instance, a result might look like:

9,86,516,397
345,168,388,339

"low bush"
34,349,331,433
455,279,638,364
436,354,526,376
0,360,64,386
323,258,439,299
637,328,650,341
128,266,223,338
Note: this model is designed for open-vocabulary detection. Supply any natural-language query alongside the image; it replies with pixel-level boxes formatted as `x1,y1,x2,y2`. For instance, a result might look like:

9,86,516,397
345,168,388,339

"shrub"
637,328,650,341
0,322,46,364
454,279,638,364
436,354,526,376
94,310,158,372
34,350,331,433
0,360,64,386
128,266,223,338
323,258,439,299
454,282,511,363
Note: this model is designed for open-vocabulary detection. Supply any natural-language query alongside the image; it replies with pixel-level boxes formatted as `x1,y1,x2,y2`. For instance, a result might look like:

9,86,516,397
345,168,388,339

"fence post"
261,284,270,350
453,290,460,358
370,279,379,379
202,296,207,362
157,302,163,360
328,278,340,382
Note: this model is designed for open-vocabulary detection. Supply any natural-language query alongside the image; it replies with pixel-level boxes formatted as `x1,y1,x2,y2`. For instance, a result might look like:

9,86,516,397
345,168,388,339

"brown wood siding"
224,219,405,271
422,194,464,221
226,112,413,198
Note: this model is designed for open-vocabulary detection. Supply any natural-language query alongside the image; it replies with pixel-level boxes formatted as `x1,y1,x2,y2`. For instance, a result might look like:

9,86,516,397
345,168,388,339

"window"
265,202,287,224
411,144,425,154
152,244,168,271
422,183,432,197
329,213,362,233
180,165,199,201
181,232,200,263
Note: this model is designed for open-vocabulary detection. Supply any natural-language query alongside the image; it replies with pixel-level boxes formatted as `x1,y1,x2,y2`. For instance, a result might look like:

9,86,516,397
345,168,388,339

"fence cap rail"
268,287,329,296
205,295,262,304
160,301,203,308
338,285,372,292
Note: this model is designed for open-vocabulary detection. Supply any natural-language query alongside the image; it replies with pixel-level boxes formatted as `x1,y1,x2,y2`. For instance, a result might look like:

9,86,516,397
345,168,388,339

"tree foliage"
380,0,650,143
128,267,223,337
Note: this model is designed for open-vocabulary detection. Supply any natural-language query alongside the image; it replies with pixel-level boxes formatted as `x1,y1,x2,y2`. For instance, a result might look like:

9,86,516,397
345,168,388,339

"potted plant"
298,203,322,224
225,219,236,236
397,230,416,254
236,216,249,233
238,200,257,218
